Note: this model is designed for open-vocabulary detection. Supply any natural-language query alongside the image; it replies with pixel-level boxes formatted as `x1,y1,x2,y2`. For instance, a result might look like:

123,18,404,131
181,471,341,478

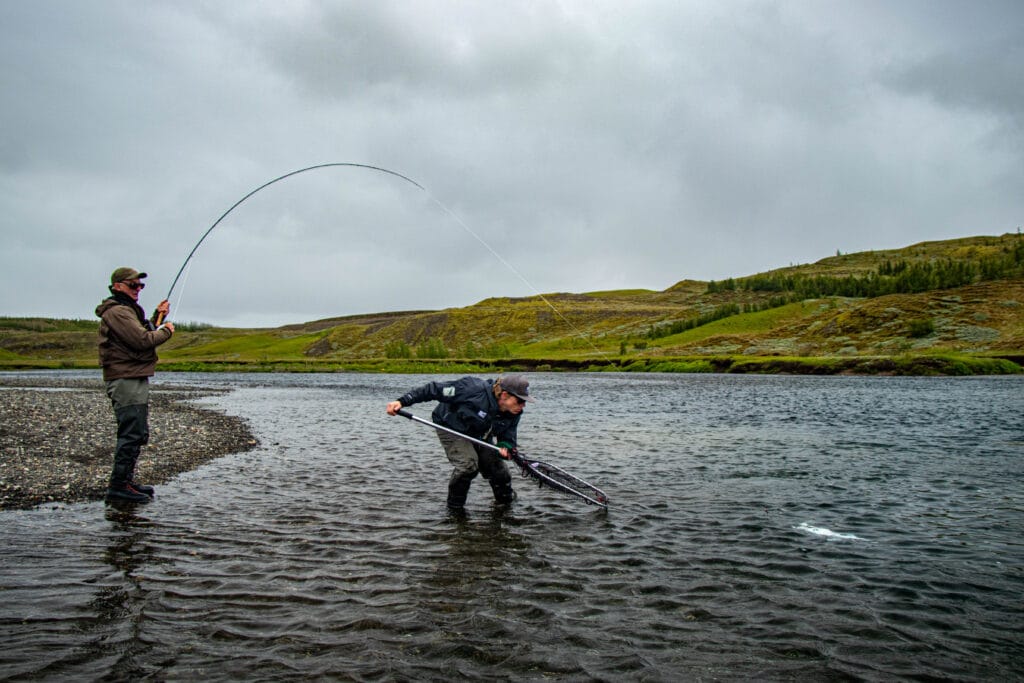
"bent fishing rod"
153,162,605,355
156,163,425,325
396,408,609,509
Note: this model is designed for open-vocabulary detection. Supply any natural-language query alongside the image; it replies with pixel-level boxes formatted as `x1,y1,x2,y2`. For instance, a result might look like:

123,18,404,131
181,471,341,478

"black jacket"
398,377,520,448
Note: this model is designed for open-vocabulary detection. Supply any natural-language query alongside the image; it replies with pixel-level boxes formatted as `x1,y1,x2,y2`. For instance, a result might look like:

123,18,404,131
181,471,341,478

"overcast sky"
3,1,1022,327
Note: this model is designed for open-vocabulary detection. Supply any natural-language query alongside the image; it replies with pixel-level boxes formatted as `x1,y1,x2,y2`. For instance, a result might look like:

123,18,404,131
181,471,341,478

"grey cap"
500,375,534,402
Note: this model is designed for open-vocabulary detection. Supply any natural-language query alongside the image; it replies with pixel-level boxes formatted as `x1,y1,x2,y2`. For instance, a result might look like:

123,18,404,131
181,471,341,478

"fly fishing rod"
154,162,606,356
156,163,425,325
396,408,609,509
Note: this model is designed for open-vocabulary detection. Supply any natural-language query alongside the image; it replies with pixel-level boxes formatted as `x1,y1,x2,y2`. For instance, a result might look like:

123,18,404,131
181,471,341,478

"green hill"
2,233,1022,375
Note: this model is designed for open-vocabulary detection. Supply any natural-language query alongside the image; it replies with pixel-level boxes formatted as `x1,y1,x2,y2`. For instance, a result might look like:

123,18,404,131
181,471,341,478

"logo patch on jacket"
443,387,456,397
477,410,488,419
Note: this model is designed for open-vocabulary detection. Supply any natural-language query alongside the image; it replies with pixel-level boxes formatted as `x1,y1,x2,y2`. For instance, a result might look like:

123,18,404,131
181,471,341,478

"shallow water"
1,371,1022,680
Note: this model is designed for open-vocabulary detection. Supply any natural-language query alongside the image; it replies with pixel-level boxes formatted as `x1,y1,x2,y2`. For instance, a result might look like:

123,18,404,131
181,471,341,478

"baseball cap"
500,375,534,402
110,267,148,284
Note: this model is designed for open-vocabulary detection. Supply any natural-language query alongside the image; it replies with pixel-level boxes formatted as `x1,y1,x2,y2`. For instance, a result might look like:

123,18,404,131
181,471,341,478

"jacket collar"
108,291,147,324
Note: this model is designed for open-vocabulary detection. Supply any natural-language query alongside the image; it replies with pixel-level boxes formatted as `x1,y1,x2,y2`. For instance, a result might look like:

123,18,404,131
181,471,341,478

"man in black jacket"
386,375,533,511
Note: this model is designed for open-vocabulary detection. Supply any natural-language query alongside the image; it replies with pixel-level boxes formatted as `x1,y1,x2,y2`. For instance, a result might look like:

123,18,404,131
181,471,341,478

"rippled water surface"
2,372,1022,681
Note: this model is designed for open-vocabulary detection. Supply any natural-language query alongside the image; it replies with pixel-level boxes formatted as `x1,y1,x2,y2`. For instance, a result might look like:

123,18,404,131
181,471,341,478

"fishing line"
169,260,192,326
164,162,604,354
419,192,607,356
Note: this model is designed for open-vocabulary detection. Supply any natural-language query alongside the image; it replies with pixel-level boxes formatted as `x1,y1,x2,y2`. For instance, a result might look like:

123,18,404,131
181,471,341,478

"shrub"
907,318,935,338
416,337,449,359
385,341,412,359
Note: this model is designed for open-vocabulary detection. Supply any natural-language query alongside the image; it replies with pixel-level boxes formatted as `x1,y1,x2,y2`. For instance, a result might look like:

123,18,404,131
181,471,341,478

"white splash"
796,522,863,541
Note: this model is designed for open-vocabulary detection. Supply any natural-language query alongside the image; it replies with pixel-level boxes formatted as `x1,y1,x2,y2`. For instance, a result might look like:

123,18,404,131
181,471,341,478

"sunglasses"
123,281,145,290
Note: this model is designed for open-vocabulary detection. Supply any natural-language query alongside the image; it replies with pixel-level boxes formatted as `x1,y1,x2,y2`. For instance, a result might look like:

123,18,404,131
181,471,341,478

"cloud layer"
3,0,1021,327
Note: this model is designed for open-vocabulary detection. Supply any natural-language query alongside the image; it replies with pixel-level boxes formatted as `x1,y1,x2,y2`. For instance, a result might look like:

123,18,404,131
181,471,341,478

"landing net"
511,453,609,509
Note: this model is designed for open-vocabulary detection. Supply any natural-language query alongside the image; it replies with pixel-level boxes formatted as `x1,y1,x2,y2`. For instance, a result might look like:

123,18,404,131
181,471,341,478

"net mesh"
513,455,608,507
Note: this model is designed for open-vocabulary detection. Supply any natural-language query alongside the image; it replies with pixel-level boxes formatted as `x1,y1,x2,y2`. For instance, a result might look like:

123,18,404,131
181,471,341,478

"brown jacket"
96,296,173,381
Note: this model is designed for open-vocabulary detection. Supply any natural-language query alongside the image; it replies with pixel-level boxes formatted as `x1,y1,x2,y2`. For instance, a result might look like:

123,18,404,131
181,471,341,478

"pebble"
0,376,258,509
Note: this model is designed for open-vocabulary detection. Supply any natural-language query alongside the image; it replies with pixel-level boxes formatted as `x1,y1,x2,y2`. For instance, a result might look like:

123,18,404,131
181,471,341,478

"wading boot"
106,485,152,505
447,472,475,511
106,456,151,505
127,449,155,498
128,481,155,497
491,481,517,506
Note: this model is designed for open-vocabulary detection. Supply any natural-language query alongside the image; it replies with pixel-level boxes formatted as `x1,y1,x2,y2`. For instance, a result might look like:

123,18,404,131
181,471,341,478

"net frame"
511,452,609,508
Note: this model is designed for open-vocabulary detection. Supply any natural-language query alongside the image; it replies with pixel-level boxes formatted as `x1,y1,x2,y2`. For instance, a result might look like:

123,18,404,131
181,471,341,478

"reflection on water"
0,371,1022,680
97,507,148,617
89,507,156,678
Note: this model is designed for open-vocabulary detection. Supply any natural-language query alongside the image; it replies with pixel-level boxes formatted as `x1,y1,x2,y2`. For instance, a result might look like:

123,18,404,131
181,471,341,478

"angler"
386,375,533,512
96,267,175,504
394,404,609,510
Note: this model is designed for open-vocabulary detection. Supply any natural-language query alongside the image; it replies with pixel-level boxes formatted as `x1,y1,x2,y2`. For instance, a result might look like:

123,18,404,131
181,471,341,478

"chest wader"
439,431,516,509
105,380,154,504
477,445,515,505
106,404,152,503
439,431,476,509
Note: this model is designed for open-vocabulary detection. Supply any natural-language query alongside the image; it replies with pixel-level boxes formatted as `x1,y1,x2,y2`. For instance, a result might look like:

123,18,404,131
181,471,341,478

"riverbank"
0,376,258,510
4,351,1020,375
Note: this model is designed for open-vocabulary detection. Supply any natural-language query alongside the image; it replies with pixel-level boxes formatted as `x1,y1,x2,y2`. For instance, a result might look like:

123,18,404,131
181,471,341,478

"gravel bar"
0,375,258,510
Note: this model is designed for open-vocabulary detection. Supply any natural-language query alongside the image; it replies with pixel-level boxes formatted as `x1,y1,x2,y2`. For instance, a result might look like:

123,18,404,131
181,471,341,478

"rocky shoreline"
0,375,258,510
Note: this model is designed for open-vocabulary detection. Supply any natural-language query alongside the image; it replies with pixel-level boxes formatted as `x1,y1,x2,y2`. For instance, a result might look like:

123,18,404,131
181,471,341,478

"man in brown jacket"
96,267,175,504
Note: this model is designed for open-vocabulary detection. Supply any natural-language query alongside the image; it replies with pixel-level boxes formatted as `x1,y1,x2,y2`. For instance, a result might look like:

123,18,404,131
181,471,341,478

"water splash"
795,522,863,541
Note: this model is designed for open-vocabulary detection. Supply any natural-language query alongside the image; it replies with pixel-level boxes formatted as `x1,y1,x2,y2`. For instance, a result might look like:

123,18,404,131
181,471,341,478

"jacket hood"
95,297,120,318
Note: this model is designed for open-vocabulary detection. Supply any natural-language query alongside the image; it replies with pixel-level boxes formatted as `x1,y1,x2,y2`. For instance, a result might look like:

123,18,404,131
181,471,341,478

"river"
1,372,1022,681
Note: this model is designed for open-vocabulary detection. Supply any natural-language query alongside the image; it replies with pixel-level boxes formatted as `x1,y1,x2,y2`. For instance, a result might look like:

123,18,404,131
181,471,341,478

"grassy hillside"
2,233,1022,374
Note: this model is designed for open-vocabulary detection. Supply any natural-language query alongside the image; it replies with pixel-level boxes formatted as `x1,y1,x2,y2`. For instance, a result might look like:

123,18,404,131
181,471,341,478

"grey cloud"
241,2,597,102
2,1,1022,327
886,35,1024,123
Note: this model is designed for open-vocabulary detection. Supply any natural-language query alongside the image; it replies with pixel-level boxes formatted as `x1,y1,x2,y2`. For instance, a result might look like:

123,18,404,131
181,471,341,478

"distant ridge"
1,233,1021,374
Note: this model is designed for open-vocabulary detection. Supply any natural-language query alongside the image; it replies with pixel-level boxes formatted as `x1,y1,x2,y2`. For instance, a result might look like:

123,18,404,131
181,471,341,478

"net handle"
395,409,504,454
